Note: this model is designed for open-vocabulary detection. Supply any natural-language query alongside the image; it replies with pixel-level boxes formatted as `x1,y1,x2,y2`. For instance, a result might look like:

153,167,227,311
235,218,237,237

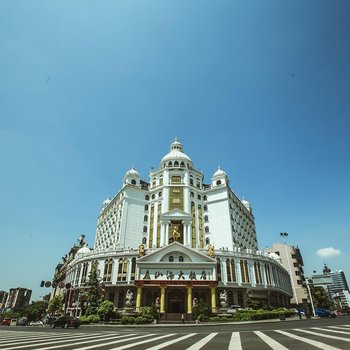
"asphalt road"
1,316,350,350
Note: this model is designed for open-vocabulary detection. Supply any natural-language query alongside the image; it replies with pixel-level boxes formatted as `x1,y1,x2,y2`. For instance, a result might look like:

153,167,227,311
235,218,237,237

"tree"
85,263,104,315
24,301,48,321
48,295,64,315
310,286,334,309
97,300,114,321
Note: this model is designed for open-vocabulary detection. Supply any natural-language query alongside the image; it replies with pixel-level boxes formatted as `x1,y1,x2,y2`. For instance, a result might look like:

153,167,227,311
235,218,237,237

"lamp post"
304,278,316,317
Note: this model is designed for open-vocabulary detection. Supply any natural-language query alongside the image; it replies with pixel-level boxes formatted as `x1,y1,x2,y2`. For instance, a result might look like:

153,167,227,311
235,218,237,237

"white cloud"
317,247,341,258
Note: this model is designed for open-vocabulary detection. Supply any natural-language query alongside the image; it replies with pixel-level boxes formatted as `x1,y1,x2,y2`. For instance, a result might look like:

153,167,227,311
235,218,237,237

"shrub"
192,300,210,321
220,316,229,321
197,314,209,322
92,315,101,323
79,315,89,324
209,316,220,322
135,316,143,324
121,316,129,325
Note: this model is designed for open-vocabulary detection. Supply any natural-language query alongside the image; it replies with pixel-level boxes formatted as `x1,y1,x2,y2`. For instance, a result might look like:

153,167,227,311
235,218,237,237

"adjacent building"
4,288,32,312
264,243,308,306
52,139,293,318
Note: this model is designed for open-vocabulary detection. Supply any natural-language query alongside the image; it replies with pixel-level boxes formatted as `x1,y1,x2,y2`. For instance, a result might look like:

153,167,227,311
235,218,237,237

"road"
1,317,350,350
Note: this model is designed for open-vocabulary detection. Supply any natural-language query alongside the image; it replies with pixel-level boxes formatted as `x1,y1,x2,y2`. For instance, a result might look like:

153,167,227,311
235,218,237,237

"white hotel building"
55,139,292,318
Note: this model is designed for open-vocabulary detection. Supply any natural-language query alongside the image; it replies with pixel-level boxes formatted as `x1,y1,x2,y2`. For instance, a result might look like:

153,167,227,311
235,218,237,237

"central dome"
160,138,193,168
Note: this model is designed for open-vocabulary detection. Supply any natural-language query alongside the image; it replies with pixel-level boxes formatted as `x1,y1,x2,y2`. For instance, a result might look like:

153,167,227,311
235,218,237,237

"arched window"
168,161,172,167
158,192,162,197
180,162,185,167
103,258,113,282
204,205,208,211
144,215,148,222
179,256,184,262
190,192,194,198
197,194,201,200
151,194,155,199
131,179,136,185
145,195,150,200
204,215,208,222
142,237,147,244
144,204,149,211
216,180,222,186
131,257,136,281
205,226,209,233
169,256,174,262
80,262,88,284
143,226,147,233
174,161,179,167
226,258,232,282
205,237,210,245
203,195,207,201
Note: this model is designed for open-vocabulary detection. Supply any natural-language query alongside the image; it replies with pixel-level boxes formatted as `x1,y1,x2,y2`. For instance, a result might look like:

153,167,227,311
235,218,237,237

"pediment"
137,242,215,264
161,209,191,221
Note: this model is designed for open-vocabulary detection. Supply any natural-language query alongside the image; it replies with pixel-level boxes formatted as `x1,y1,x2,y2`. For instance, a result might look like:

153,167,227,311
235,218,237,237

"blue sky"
0,0,349,300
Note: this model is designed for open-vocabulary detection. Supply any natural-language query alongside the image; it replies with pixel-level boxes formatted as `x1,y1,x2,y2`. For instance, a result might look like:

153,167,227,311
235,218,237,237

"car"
1,318,11,326
29,320,43,326
315,308,336,318
51,316,80,329
17,317,28,326
43,316,57,325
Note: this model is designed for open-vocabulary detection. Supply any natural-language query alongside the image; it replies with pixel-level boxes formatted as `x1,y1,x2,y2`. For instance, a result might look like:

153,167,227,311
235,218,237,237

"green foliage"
192,300,210,320
220,316,229,321
23,301,48,321
48,295,64,315
246,298,263,310
85,265,104,315
128,316,135,324
142,304,159,321
310,286,334,309
197,314,209,322
233,309,294,321
97,300,114,320
121,316,129,325
209,316,221,322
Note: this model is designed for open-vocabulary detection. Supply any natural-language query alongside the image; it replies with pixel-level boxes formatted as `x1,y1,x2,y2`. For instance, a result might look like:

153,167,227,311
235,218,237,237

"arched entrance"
167,289,185,313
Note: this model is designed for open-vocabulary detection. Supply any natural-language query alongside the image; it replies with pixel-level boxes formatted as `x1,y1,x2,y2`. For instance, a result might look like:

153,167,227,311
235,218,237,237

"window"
190,178,194,185
180,162,185,167
103,259,113,282
205,237,210,245
144,215,148,222
143,226,147,233
131,179,136,185
145,195,150,200
204,205,207,211
152,194,155,199
291,254,297,259
168,161,172,167
275,251,280,256
144,205,149,211
169,256,174,262
216,180,222,185
197,194,201,200
295,271,300,276
158,192,162,197
190,192,194,197
203,195,207,201
293,263,298,267
179,256,184,262
171,176,181,184
142,237,147,244
204,215,208,222
205,226,209,233
174,161,179,167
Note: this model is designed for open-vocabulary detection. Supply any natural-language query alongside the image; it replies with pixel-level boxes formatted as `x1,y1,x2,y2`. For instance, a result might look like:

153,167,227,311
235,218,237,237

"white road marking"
109,333,175,350
296,328,350,342
312,327,350,335
79,333,156,350
328,326,350,330
254,331,288,350
145,333,196,350
39,333,133,350
275,330,341,350
185,333,218,350
1,332,113,350
228,332,242,350
0,333,77,345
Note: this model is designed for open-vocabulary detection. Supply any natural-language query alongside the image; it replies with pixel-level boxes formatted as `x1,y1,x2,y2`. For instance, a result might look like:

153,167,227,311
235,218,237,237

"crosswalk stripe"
275,330,341,350
328,326,350,330
1,333,114,350
39,334,134,350
78,333,155,350
109,333,175,350
0,333,81,345
254,331,288,350
228,332,242,350
145,333,197,350
312,327,350,335
185,333,218,350
296,329,350,342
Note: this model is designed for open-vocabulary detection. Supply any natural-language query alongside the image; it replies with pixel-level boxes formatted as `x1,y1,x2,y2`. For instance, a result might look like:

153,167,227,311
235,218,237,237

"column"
160,285,166,314
160,222,165,246
187,286,192,314
211,286,217,313
136,286,142,312
165,223,169,245
182,222,187,246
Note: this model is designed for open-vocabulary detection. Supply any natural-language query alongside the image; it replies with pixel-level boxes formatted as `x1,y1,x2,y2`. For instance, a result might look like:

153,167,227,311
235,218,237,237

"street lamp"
304,278,316,317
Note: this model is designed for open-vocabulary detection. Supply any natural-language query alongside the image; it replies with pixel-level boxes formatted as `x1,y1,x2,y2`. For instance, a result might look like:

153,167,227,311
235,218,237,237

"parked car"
51,316,80,329
29,320,43,326
1,318,11,326
315,308,336,318
17,317,28,326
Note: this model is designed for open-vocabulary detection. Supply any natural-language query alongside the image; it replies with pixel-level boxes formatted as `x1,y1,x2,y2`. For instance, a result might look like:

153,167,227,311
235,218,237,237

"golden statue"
208,244,215,257
138,244,145,256
172,226,180,241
